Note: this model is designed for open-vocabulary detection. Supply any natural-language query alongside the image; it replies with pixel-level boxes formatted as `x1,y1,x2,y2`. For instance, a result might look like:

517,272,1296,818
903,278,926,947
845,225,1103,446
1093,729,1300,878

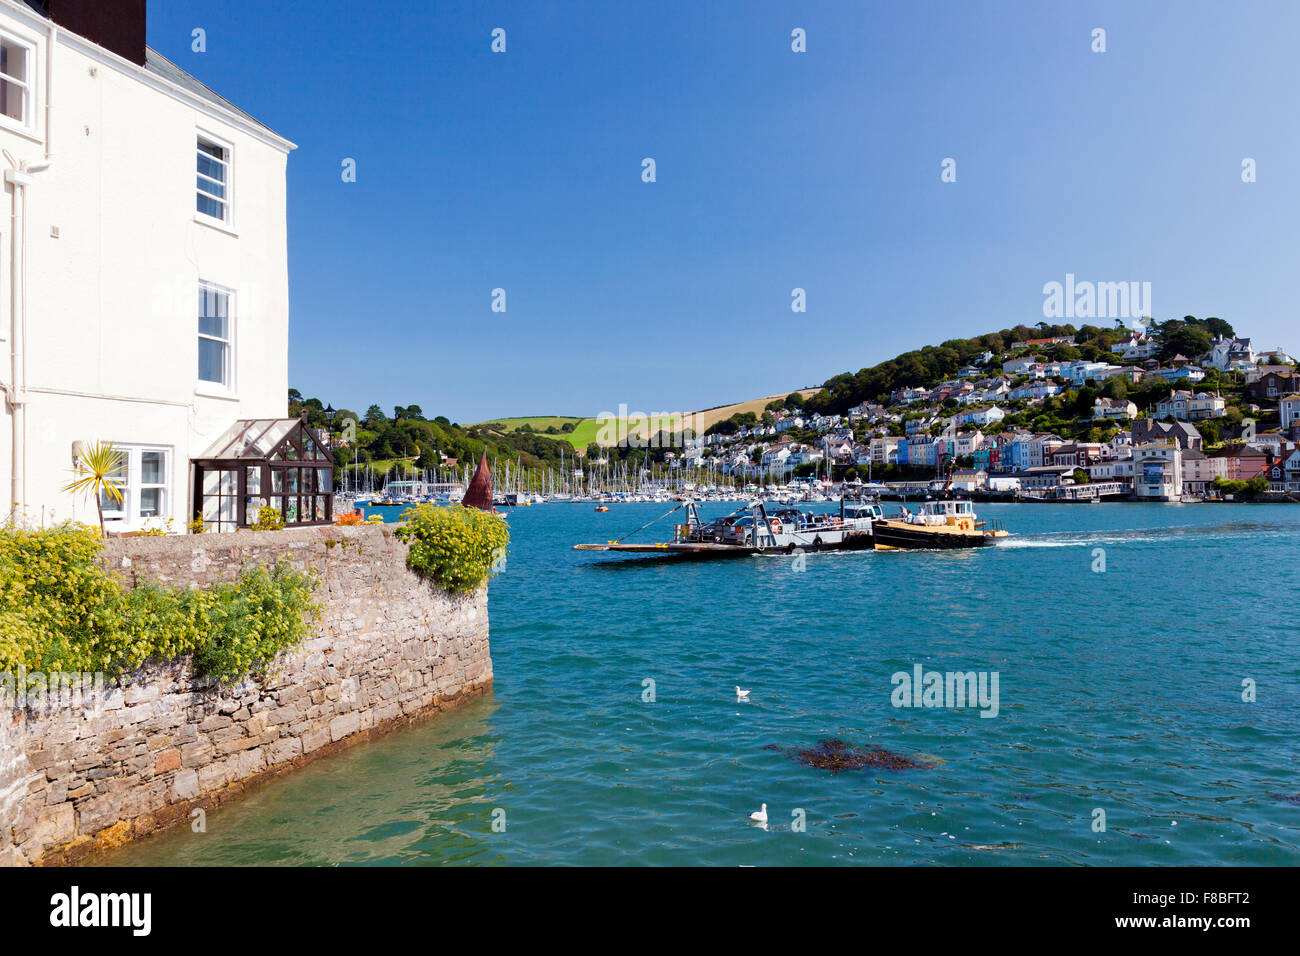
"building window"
198,283,232,387
196,135,229,221
0,32,32,127
97,445,171,527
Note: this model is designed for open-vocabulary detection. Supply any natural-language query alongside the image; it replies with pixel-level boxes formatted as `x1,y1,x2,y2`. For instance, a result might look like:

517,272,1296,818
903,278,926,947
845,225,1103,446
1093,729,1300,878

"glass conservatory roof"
199,419,332,462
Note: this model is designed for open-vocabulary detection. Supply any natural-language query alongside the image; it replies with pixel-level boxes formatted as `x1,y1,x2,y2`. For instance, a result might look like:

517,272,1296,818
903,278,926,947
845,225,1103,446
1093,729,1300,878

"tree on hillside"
1160,324,1212,362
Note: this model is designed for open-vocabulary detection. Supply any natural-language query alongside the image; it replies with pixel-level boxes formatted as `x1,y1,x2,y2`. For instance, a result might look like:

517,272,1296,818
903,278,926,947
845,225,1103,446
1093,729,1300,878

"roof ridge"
143,46,281,139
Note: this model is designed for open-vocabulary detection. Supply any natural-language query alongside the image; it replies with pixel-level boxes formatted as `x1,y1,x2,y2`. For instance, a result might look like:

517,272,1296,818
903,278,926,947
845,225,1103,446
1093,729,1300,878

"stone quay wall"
0,523,492,865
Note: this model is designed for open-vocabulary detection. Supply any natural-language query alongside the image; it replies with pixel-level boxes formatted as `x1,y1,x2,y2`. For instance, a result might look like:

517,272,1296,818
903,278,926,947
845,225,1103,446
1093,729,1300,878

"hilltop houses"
1153,390,1226,422
680,313,1294,502
1248,369,1298,402
0,1,301,532
1111,332,1160,361
958,405,1006,427
1203,335,1255,372
1093,398,1137,421
1281,395,1300,430
1132,419,1203,451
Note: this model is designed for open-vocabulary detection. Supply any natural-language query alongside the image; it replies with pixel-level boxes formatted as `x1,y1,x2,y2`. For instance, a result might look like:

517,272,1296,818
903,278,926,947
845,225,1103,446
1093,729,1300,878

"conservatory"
191,418,334,531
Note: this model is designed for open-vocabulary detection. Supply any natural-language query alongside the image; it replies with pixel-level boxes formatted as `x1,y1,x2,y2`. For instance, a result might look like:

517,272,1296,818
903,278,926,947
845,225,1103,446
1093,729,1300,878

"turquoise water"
100,502,1300,866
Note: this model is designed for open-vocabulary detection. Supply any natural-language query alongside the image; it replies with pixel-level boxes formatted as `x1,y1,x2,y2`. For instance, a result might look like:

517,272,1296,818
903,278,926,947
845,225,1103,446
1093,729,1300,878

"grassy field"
472,388,824,450
473,414,682,450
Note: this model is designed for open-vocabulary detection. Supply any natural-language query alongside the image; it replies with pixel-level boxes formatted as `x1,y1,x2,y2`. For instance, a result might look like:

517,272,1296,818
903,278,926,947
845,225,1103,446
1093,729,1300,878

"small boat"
871,499,1008,550
595,505,610,512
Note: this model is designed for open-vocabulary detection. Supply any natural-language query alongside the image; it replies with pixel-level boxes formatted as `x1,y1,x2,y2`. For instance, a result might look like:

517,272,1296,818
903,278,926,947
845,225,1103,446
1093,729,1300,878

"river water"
99,501,1300,866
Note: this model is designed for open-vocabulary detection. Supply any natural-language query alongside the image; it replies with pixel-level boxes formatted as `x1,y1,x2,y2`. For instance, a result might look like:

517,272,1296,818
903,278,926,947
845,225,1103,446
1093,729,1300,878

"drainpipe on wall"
6,168,29,518
4,24,57,518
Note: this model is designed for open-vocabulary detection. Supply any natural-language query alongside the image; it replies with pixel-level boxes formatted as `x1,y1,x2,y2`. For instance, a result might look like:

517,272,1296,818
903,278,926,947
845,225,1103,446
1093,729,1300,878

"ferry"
573,496,1008,556
574,497,883,556
871,499,1008,550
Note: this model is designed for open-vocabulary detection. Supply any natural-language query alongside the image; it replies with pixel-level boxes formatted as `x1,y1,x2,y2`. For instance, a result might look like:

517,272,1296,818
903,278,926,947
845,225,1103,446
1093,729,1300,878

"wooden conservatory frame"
191,417,334,531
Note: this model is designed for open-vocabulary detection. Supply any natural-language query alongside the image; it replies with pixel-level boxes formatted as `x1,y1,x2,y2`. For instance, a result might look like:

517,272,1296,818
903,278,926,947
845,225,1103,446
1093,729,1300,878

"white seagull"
749,803,768,824
736,686,751,701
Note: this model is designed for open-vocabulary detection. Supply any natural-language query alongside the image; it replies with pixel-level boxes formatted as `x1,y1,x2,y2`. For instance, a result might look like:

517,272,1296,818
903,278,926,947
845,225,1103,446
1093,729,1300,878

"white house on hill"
0,0,304,532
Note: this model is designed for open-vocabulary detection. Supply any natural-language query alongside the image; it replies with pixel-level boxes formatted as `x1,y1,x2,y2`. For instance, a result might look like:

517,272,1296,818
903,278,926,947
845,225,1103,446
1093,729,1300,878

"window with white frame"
98,445,171,526
198,283,232,387
196,135,229,221
0,31,32,128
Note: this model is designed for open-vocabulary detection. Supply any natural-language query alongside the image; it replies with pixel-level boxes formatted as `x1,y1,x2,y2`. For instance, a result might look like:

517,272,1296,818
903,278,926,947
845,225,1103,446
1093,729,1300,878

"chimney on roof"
44,0,148,66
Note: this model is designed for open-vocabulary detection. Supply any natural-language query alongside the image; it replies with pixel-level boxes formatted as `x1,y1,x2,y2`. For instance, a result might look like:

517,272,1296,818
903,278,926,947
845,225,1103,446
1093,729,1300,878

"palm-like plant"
63,441,125,536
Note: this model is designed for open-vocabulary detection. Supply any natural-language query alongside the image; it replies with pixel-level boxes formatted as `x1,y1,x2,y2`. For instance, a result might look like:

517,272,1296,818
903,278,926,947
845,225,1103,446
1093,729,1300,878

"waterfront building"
949,469,987,491
1132,442,1183,500
0,1,296,531
1209,443,1269,481
1278,446,1300,492
1179,449,1223,496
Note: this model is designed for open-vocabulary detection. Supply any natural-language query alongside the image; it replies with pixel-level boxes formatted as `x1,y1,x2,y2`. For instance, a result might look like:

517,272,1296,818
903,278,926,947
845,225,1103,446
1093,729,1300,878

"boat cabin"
905,499,978,531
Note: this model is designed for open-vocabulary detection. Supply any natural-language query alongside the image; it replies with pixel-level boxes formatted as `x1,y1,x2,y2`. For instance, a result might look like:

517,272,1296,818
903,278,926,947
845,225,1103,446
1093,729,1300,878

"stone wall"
0,523,491,865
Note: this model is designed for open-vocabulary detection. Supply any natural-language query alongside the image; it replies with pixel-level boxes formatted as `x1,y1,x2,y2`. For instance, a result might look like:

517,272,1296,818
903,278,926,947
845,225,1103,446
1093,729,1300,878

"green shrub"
395,505,509,594
0,522,319,685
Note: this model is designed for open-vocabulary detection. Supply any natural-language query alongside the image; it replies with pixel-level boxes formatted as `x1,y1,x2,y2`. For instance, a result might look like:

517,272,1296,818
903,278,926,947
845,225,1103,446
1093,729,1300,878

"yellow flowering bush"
0,522,319,685
251,506,285,531
395,505,509,594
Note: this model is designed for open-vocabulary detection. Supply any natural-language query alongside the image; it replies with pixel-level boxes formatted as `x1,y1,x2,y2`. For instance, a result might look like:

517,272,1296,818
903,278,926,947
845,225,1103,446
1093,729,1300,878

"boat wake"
997,522,1292,550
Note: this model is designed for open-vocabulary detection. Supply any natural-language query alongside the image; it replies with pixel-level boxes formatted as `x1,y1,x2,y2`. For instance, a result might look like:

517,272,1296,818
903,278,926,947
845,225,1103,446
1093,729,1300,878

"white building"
958,405,1006,426
954,431,984,457
1093,397,1137,420
0,1,298,531
868,435,900,465
1132,442,1183,500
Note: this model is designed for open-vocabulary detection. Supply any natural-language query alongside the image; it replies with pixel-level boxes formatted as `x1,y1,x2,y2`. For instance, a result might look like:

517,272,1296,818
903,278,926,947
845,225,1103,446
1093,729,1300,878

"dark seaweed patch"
776,737,932,773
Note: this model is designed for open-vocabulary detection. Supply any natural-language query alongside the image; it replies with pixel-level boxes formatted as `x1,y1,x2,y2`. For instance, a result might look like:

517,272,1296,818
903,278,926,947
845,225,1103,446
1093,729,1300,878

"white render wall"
0,1,292,529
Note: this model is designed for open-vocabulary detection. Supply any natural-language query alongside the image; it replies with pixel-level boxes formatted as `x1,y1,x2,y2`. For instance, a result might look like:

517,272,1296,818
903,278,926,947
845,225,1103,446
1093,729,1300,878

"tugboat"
872,498,1007,550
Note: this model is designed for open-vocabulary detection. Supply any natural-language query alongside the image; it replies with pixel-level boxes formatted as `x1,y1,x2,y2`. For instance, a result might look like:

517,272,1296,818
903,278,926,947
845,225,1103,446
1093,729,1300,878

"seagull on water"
749,803,768,824
736,686,751,701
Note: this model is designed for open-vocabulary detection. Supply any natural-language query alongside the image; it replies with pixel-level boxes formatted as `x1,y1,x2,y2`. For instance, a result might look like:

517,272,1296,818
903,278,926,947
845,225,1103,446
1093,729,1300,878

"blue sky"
149,0,1300,422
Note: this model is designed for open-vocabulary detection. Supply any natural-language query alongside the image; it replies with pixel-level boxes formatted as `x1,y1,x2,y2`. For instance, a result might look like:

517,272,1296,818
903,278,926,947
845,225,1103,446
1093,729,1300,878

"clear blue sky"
148,0,1300,423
